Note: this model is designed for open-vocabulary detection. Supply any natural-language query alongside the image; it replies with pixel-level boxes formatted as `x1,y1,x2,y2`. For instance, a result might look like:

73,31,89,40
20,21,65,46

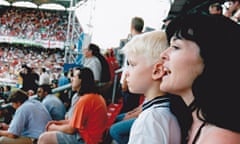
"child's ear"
152,62,164,80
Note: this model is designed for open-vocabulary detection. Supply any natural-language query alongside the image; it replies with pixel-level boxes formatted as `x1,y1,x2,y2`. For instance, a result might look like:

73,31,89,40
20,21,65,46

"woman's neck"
181,91,195,106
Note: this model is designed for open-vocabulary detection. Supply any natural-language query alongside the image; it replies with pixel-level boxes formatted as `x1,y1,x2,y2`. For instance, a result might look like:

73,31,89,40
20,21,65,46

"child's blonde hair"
122,31,168,65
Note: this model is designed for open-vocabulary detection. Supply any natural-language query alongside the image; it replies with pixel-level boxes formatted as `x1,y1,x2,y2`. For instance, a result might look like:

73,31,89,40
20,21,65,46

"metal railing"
111,68,123,103
0,83,72,110
1,70,123,108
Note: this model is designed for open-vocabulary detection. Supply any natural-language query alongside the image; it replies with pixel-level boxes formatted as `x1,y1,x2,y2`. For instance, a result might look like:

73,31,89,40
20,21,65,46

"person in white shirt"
39,67,50,85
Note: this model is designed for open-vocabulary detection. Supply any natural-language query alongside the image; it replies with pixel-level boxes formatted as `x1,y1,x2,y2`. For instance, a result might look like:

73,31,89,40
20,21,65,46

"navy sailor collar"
142,94,171,111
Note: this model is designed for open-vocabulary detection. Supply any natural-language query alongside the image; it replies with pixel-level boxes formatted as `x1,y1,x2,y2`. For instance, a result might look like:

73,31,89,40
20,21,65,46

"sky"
76,0,172,49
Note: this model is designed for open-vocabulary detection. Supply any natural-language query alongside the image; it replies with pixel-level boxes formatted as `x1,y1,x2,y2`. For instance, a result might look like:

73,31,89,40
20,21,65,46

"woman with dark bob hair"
160,13,240,143
38,67,108,144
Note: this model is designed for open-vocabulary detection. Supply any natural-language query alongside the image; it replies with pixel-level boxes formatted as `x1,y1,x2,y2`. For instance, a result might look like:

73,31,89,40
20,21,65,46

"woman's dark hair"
170,95,193,144
89,43,111,82
77,67,99,95
166,13,240,132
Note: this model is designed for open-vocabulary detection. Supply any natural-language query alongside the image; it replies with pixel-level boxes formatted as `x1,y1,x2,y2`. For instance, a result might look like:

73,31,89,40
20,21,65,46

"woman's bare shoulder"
199,125,240,144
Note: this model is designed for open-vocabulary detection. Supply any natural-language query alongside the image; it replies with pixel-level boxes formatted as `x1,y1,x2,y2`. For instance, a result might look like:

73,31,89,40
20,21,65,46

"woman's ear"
152,61,164,80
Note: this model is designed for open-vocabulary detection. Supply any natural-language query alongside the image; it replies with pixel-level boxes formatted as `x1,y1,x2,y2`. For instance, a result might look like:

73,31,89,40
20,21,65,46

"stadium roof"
0,0,85,9
1,0,225,12
170,0,228,15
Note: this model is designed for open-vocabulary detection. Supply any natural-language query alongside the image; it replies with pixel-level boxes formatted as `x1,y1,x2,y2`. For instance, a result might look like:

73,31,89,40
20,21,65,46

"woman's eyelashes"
171,45,180,50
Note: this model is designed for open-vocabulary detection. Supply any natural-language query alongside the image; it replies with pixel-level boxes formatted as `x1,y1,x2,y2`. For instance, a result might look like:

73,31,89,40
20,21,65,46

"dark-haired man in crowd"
0,89,52,144
37,84,66,121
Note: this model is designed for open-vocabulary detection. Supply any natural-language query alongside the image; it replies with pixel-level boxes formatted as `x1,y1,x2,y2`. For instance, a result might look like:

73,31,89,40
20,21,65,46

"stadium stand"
1,0,229,143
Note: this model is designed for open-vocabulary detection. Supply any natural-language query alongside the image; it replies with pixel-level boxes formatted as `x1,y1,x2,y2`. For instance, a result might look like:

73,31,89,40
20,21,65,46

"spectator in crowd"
120,16,145,113
67,68,74,79
2,85,11,101
223,0,240,21
89,43,111,84
104,48,120,82
88,43,112,103
37,84,66,120
0,98,14,125
122,31,191,144
51,79,58,89
0,89,52,144
64,67,82,119
0,108,12,124
58,71,70,87
128,16,145,40
82,44,102,83
39,67,50,85
38,67,108,144
161,13,240,143
232,6,240,22
208,2,223,15
0,86,4,100
58,71,71,110
19,64,39,93
224,0,240,15
27,89,35,97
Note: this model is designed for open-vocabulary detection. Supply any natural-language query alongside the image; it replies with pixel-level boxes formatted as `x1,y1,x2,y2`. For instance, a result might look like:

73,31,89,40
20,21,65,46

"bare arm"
46,120,76,134
0,122,9,130
0,130,17,138
45,119,69,129
122,104,142,120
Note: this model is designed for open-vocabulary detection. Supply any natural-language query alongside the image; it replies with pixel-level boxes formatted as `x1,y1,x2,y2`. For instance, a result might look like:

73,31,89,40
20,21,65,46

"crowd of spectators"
0,6,81,42
0,44,65,89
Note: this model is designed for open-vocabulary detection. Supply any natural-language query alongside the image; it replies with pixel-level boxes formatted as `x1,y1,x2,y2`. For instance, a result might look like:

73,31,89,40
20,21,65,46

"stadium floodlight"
12,1,37,8
67,6,76,11
0,0,10,6
39,3,66,11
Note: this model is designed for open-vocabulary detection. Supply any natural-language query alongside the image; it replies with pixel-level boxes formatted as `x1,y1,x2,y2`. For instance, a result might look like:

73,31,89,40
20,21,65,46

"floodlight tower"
64,0,96,64
64,0,75,64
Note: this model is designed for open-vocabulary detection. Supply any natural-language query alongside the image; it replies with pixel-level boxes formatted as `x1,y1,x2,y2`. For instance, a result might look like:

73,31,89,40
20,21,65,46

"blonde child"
122,31,191,144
